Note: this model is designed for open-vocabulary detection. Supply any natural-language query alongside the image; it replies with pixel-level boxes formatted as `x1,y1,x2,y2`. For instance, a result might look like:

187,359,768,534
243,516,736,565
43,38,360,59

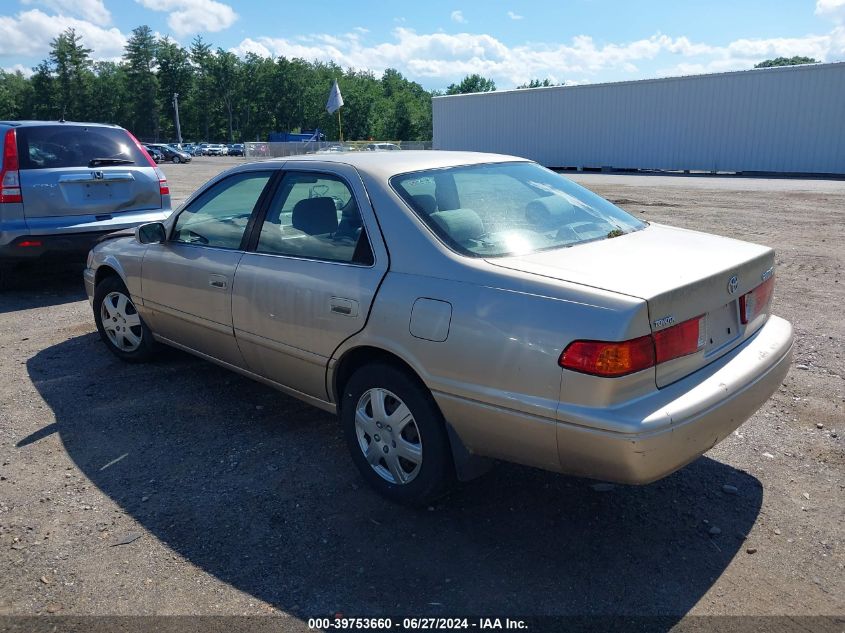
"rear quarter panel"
332,267,650,468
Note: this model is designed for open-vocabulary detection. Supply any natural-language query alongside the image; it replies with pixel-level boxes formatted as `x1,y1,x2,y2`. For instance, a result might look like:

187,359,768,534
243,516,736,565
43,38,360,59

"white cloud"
507,11,523,20
2,63,35,78
450,10,466,24
21,0,111,26
816,0,845,21
0,9,126,58
230,25,845,90
135,0,238,37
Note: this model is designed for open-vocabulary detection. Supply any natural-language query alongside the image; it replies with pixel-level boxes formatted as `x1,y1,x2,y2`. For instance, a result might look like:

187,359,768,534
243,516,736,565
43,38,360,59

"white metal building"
433,62,845,175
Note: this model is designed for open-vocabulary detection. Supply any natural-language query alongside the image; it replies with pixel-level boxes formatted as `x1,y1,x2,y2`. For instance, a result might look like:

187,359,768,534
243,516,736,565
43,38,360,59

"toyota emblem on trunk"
727,275,739,294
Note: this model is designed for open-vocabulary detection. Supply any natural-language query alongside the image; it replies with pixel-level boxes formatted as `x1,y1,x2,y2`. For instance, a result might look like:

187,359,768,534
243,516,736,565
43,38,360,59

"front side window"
255,171,373,265
172,171,272,249
391,161,646,258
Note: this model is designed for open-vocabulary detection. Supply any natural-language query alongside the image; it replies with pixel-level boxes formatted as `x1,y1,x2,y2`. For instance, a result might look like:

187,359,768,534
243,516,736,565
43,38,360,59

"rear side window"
16,125,148,170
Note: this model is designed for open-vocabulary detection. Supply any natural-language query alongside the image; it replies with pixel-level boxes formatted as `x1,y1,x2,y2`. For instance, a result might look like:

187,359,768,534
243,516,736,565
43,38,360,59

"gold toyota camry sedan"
84,151,794,504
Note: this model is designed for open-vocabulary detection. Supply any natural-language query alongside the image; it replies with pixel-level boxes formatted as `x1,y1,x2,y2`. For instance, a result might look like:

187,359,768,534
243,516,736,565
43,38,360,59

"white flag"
326,79,344,114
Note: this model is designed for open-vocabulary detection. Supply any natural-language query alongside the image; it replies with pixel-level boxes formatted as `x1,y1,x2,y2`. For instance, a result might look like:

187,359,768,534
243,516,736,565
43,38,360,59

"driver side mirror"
136,222,166,244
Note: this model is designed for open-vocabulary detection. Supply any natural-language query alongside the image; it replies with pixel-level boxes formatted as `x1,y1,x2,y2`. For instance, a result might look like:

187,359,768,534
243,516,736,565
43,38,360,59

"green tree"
156,37,194,141
211,49,241,142
517,78,560,89
754,56,819,68
445,74,496,95
124,25,159,139
49,28,93,120
189,36,213,140
29,61,56,119
89,61,130,125
0,70,34,119
3,26,437,142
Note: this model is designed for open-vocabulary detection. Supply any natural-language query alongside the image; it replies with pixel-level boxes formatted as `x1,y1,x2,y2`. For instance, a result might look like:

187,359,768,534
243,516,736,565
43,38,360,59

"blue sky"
1,0,844,89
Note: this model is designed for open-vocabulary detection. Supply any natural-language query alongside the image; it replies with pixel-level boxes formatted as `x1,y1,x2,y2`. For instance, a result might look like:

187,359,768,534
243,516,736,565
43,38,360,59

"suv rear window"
16,125,148,170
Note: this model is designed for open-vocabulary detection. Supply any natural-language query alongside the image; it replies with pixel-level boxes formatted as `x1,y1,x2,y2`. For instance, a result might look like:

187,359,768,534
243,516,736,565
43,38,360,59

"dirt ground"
0,157,842,628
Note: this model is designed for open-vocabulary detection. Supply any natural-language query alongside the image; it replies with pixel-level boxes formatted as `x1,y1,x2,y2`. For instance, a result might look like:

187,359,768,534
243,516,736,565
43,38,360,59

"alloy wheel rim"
354,388,423,485
100,291,143,352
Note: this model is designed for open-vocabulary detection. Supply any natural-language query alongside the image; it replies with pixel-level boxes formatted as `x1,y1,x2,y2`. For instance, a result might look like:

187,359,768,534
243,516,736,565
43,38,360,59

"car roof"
271,150,528,180
0,120,123,129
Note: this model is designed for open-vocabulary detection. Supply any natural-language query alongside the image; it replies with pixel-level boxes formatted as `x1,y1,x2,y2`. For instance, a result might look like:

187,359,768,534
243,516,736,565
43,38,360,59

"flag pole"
338,109,343,142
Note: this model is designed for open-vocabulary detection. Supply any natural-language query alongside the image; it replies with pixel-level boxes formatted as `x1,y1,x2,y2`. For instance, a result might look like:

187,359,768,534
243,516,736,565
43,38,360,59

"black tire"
172,155,181,164
341,363,454,505
93,275,157,363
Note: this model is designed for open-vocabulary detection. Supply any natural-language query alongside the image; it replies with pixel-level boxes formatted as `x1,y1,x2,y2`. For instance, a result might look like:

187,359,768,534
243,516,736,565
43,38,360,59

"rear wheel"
341,363,454,505
93,275,157,362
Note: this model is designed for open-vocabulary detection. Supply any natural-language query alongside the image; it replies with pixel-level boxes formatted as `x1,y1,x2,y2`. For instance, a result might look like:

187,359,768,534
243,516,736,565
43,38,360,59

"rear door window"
16,125,148,170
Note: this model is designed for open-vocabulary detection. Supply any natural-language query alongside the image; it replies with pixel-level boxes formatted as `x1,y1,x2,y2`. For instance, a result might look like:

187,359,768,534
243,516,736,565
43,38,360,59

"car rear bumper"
1,208,170,260
437,315,793,483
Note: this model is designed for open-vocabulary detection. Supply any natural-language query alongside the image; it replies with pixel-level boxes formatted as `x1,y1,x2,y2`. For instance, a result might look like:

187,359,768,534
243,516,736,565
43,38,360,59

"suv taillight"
126,130,169,197
739,275,775,324
559,315,705,377
0,128,22,204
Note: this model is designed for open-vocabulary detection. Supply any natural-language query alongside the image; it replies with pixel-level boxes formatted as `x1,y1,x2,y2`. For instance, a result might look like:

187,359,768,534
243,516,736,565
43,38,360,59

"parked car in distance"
192,143,208,156
227,143,244,157
365,142,401,151
143,145,164,163
204,143,227,156
1,120,170,285
147,143,192,164
84,151,793,504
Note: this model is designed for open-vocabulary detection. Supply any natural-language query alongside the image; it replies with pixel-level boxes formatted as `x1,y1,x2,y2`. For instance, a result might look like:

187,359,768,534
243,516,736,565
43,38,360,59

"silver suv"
0,121,171,283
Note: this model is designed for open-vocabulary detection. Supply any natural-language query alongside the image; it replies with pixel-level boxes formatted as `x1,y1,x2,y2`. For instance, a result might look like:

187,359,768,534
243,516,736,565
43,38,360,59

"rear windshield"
16,125,148,170
391,161,646,258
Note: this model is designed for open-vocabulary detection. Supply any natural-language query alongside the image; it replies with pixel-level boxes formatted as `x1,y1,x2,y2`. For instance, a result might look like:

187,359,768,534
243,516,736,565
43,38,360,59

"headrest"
292,197,338,235
430,208,484,244
411,194,437,214
525,195,573,226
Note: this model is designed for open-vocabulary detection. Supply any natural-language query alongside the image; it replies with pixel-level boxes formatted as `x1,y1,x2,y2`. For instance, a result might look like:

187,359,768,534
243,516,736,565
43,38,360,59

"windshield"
391,161,646,258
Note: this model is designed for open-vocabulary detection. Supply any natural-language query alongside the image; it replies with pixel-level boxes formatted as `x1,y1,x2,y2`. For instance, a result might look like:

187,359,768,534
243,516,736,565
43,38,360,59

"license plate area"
84,183,114,200
704,302,740,356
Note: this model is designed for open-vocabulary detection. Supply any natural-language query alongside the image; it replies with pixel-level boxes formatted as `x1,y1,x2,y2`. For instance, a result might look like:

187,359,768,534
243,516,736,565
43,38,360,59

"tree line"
0,26,456,143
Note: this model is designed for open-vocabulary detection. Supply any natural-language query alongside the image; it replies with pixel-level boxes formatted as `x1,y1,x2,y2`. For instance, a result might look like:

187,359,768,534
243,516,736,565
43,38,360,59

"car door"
232,162,388,401
141,169,276,367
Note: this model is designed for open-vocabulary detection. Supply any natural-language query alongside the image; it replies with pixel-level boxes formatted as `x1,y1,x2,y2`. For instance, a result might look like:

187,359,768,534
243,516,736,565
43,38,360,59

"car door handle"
330,297,358,317
209,274,228,289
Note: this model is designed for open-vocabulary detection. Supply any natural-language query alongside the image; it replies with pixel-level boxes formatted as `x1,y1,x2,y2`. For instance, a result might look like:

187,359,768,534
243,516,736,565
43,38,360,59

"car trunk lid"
15,124,163,219
488,223,775,387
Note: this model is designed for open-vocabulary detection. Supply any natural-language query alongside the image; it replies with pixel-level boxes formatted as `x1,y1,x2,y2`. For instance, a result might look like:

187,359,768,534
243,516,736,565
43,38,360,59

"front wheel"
342,364,454,505
93,276,157,362
172,155,181,164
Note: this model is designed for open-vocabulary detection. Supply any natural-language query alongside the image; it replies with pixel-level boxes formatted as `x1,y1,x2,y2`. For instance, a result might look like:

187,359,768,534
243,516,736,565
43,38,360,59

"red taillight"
559,335,655,377
1,128,22,204
157,168,170,196
17,240,42,248
740,275,775,324
653,315,705,364
559,315,706,378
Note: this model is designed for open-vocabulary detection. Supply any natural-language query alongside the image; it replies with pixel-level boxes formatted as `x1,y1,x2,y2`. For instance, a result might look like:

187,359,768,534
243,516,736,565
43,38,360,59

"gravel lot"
1,157,842,626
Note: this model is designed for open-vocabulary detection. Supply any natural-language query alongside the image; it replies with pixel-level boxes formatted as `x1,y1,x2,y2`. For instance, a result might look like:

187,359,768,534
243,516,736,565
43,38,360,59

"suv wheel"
341,363,454,505
93,276,157,362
